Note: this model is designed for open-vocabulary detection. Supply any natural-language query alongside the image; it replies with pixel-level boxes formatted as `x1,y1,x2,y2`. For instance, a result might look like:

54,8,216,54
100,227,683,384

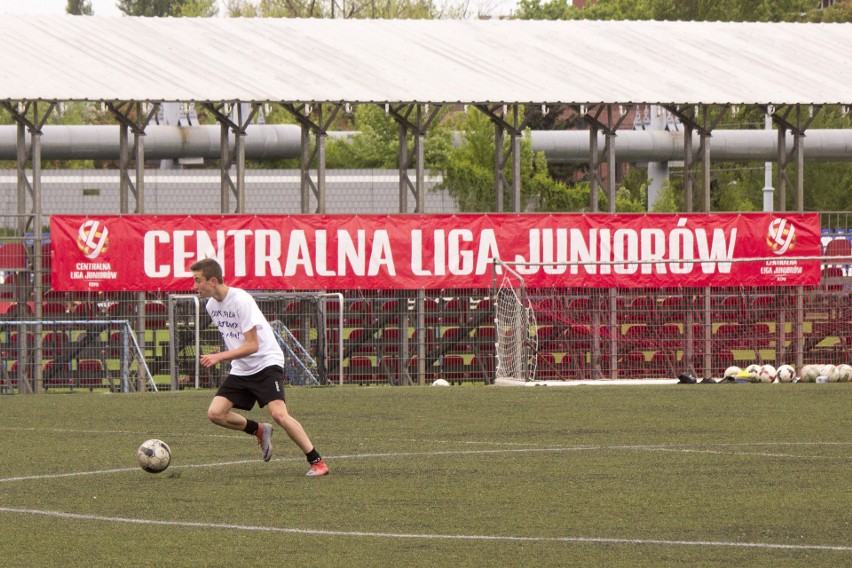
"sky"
0,0,123,16
0,0,520,17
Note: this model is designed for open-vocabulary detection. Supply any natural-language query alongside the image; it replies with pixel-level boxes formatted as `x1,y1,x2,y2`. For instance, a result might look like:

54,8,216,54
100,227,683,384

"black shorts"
215,365,286,411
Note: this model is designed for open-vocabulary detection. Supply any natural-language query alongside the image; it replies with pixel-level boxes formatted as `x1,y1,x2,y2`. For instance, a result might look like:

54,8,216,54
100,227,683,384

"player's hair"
190,258,224,283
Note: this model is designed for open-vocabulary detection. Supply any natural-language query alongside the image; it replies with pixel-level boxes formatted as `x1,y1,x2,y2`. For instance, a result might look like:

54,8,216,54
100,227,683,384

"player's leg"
267,399,312,452
207,395,247,430
208,393,274,461
267,399,329,476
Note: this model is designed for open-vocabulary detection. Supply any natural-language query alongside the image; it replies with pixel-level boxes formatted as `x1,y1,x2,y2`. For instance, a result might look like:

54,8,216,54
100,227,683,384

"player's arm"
200,326,259,368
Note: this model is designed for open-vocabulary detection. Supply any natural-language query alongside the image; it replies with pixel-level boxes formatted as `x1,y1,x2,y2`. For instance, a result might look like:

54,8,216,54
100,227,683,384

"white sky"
0,0,122,16
0,0,518,17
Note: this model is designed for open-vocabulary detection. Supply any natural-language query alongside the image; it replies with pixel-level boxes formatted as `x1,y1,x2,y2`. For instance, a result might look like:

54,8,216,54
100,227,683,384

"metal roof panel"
0,16,850,105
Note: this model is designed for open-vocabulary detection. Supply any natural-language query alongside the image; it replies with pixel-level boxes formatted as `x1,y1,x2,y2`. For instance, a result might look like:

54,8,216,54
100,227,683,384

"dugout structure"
0,319,155,394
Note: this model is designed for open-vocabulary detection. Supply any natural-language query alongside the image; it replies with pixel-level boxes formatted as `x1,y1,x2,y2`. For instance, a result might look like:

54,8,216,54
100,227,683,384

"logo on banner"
766,218,796,255
76,220,110,259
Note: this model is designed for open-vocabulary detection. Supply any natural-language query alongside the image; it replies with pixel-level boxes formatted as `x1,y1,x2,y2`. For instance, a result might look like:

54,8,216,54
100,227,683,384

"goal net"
270,320,320,386
168,292,343,389
493,259,538,385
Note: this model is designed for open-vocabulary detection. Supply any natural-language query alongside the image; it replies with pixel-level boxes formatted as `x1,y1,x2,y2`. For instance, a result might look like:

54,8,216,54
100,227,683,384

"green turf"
0,384,849,567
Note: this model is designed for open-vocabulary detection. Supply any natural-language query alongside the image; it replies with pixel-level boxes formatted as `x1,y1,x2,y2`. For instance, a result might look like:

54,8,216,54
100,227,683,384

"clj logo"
76,220,110,259
766,218,796,255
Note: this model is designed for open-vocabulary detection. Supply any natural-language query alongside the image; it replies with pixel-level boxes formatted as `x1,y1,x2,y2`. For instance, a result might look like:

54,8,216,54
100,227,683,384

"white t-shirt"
205,287,284,376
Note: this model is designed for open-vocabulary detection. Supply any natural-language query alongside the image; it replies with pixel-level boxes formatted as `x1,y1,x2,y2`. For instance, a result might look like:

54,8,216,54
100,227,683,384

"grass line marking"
0,506,849,553
1,443,848,483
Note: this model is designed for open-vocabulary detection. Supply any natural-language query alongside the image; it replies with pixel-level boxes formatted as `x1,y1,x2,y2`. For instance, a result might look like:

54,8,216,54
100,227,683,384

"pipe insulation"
1,125,851,163
531,129,852,163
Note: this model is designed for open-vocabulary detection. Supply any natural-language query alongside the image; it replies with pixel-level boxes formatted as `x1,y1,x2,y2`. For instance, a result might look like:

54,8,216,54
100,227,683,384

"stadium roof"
0,16,851,106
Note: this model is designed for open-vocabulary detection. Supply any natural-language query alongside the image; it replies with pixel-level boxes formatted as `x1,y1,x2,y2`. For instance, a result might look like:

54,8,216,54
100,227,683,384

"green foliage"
117,0,218,17
802,3,852,22
326,106,402,169
516,0,820,22
225,0,443,19
66,0,94,15
649,180,680,212
324,104,453,170
436,107,566,212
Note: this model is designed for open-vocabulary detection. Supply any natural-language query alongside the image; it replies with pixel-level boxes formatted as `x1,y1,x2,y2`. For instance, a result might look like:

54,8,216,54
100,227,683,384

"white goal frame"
168,292,344,388
492,259,538,385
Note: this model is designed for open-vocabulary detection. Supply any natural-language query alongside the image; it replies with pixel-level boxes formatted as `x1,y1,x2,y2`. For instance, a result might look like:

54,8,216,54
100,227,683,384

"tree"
515,0,819,22
117,0,218,17
225,0,447,19
66,0,94,15
436,107,583,212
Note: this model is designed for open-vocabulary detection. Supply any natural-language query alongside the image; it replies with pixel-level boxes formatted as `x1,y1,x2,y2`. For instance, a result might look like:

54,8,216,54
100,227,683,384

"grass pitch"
0,383,850,567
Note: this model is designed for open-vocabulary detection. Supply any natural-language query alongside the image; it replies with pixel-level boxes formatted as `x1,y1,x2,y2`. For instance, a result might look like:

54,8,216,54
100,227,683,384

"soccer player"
190,258,329,476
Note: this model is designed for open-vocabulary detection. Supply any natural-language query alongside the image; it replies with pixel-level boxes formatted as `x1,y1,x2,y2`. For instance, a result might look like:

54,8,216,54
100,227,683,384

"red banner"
49,213,822,292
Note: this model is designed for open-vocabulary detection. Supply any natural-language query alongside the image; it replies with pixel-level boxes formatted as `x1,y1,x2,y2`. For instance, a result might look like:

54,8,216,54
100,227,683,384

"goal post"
168,292,344,389
492,259,538,385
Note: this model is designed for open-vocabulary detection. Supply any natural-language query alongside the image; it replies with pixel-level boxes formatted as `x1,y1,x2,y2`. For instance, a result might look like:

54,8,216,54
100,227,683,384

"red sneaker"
306,459,329,476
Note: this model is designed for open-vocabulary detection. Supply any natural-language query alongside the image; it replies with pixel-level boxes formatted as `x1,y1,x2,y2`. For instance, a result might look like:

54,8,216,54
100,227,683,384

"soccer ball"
799,364,820,382
744,364,762,383
756,364,776,383
431,378,450,387
776,364,796,383
819,364,838,382
137,439,171,473
835,364,852,382
723,365,742,380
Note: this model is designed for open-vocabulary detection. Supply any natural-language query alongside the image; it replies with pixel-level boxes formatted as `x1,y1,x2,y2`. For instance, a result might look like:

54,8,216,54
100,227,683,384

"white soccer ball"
431,378,450,387
744,364,762,383
799,364,820,383
835,364,852,382
756,364,776,383
820,364,839,383
723,365,742,380
137,439,172,474
776,364,796,383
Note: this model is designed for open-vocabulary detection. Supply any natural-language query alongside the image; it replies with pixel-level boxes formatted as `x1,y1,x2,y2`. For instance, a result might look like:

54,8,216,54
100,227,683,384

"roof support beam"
663,104,729,380
107,100,159,391
203,103,260,214
579,104,633,214
384,102,442,386
664,104,730,213
574,104,632,379
279,103,340,214
0,100,55,394
768,103,820,375
475,104,530,213
107,101,159,215
386,103,442,214
770,103,821,213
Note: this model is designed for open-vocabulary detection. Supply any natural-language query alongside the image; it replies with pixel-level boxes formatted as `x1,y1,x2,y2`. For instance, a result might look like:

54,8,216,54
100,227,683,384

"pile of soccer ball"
722,363,852,383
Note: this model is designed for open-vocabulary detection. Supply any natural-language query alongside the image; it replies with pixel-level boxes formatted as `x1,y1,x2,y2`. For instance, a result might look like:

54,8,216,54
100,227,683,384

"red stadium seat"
77,359,106,390
345,299,373,327
144,301,168,329
346,356,375,385
0,243,27,270
442,354,469,384
442,298,468,326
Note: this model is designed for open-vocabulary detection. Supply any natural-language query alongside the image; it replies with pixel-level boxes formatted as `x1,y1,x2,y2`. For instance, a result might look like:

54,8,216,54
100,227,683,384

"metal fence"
0,182,851,391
